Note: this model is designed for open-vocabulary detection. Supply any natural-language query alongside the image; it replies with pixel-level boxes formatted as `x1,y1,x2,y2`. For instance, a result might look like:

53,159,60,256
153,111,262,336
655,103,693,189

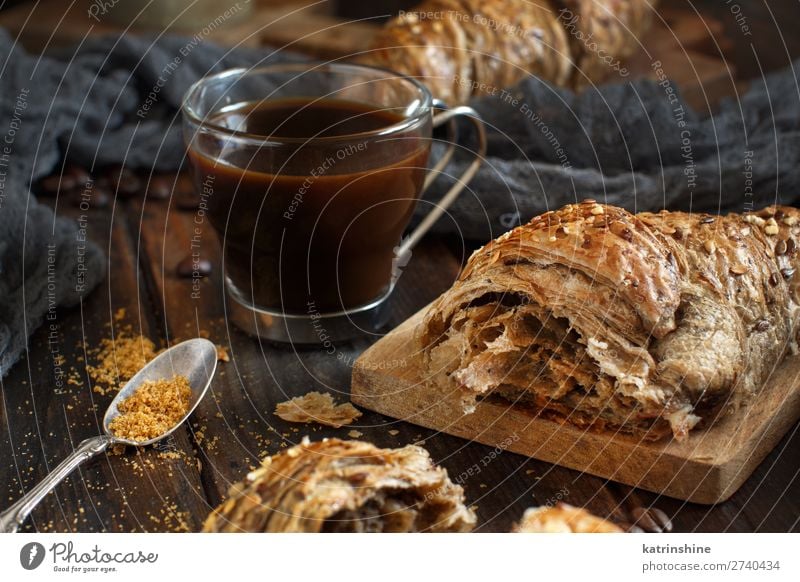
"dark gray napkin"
425,67,800,240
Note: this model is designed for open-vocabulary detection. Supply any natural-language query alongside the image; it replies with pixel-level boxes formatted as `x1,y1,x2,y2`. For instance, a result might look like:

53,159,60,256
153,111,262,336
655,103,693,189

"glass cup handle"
395,100,487,260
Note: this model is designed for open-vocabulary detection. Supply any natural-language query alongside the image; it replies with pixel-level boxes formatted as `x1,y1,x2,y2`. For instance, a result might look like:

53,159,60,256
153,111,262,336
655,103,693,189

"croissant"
559,0,653,88
364,0,655,104
202,438,476,532
417,202,800,439
514,503,623,532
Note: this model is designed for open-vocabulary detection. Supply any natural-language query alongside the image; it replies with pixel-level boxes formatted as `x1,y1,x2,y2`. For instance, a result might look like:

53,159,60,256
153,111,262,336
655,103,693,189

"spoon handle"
0,435,113,533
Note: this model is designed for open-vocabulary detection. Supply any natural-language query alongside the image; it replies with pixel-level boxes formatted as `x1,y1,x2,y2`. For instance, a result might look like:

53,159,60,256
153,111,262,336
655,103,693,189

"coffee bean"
67,189,85,208
39,174,64,195
175,196,199,210
195,259,212,277
176,254,212,278
91,186,111,209
631,506,672,533
40,173,76,194
146,176,173,200
173,174,199,210
65,164,92,187
648,507,673,532
176,256,193,277
175,173,194,196
59,174,78,191
67,184,111,209
631,508,660,532
107,165,142,198
619,521,645,533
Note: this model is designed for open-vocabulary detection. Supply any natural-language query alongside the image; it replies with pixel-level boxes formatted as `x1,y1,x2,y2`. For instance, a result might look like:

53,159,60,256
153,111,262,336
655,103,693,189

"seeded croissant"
514,503,623,532
202,438,476,532
364,0,655,104
418,203,800,439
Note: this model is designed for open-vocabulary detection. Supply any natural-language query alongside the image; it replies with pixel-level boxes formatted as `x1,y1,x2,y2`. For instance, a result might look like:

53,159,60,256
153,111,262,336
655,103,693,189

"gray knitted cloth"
1,27,798,373
431,68,800,240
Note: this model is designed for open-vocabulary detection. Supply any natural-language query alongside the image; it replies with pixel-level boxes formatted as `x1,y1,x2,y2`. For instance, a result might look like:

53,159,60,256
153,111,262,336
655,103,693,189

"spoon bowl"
104,338,218,445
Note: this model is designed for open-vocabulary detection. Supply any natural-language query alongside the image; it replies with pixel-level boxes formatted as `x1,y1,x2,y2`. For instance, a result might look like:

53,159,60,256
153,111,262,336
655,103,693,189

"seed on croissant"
730,264,748,275
765,218,780,235
744,214,765,226
754,319,770,332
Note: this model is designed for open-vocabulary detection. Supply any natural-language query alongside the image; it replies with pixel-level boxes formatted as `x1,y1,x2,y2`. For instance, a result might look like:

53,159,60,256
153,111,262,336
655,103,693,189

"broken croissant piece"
514,503,623,532
418,203,800,440
274,391,362,428
202,438,476,532
364,0,655,104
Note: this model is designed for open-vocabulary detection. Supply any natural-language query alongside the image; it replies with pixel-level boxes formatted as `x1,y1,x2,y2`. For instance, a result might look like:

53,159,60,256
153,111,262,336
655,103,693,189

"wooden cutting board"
351,307,800,504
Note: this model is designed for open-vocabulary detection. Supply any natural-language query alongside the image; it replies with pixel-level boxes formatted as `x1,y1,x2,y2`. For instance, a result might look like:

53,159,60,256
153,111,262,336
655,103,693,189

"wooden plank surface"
0,187,798,531
351,307,800,504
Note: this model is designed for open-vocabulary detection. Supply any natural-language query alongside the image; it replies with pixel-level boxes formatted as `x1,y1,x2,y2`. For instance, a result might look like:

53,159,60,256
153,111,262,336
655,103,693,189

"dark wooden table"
1,178,798,533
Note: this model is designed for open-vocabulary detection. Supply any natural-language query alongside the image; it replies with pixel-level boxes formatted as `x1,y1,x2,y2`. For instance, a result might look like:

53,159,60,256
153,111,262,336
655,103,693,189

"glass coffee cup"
182,63,485,343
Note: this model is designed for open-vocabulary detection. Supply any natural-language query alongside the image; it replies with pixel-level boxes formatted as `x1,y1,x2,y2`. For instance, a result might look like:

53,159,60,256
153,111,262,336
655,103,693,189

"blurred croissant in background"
363,0,656,103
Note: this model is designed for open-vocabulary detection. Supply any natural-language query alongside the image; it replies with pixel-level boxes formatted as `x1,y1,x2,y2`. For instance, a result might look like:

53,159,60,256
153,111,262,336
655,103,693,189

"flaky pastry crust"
202,438,476,532
418,202,800,439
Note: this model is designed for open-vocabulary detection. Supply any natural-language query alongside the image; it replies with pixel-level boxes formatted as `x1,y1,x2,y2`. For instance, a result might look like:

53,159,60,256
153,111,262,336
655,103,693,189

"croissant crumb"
274,391,362,428
514,503,623,533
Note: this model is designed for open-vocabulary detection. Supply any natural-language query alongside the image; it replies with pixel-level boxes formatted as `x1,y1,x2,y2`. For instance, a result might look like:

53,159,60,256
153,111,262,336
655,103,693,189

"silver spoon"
0,338,218,533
